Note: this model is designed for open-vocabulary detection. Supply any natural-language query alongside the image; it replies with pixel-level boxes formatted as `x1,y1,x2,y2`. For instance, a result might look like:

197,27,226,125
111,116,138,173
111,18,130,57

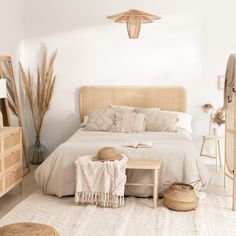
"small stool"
126,159,161,208
0,222,59,236
200,135,224,172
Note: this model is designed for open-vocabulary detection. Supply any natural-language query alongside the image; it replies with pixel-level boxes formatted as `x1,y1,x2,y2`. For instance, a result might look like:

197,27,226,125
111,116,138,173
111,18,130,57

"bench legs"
153,169,158,208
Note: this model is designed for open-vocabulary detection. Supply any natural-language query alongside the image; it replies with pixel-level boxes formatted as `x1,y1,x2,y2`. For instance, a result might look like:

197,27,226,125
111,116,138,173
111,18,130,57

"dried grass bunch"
201,103,225,127
201,103,214,113
213,108,225,126
19,44,57,139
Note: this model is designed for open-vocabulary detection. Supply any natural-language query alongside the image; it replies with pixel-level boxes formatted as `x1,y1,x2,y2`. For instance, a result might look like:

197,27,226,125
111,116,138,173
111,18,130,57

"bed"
35,86,211,197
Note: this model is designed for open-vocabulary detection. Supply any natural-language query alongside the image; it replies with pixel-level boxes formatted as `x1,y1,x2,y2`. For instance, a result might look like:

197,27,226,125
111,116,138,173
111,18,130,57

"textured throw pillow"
163,111,193,133
110,104,135,113
146,112,177,132
112,112,146,133
135,107,161,115
84,108,115,131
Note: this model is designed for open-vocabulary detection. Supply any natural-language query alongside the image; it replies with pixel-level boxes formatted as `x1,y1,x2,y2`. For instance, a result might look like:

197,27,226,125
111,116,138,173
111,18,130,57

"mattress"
34,129,211,197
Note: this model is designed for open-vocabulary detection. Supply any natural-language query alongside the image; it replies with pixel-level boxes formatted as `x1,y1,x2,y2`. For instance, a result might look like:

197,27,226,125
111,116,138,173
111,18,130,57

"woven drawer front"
5,165,22,191
0,176,3,194
0,158,3,173
3,149,21,172
2,131,21,152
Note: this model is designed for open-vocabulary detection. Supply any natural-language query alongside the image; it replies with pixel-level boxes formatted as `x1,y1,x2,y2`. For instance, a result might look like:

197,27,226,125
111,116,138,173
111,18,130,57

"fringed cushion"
112,112,146,133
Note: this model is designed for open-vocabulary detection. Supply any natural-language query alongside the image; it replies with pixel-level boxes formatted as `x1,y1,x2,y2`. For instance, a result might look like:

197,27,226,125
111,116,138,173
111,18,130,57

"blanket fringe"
75,192,125,208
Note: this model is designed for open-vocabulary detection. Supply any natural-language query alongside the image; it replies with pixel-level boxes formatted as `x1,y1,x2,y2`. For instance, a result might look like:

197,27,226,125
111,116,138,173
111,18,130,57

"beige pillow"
110,104,135,113
81,116,88,128
112,112,146,133
135,107,161,114
146,112,177,132
84,108,114,131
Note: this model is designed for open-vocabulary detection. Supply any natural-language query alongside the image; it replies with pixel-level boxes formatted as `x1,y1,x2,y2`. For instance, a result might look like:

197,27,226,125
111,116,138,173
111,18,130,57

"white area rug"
0,191,236,236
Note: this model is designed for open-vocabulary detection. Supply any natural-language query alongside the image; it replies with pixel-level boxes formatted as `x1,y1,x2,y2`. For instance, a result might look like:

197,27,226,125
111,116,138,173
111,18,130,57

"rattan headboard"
79,86,187,121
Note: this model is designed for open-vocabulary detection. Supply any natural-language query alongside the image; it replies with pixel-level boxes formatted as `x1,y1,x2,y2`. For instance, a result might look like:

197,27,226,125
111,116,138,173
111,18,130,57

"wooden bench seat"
126,159,161,208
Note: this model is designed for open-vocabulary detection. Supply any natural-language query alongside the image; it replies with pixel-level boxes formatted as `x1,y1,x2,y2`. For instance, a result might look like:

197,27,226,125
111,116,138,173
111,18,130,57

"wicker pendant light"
107,9,161,39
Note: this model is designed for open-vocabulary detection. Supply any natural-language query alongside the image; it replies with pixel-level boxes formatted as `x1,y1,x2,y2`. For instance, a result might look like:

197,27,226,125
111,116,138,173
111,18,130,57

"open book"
124,142,152,148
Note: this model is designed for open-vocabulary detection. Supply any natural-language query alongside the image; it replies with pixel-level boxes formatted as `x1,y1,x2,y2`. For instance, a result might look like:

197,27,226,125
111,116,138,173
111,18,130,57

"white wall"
0,0,24,66
20,0,236,154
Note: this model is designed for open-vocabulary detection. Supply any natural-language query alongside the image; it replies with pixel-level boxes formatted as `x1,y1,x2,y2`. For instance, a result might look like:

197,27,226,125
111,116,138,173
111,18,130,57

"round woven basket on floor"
164,182,199,211
0,222,59,236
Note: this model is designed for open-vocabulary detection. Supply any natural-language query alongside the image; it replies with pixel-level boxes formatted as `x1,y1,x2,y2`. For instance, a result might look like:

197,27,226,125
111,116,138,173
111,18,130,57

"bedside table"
0,127,23,198
200,135,224,172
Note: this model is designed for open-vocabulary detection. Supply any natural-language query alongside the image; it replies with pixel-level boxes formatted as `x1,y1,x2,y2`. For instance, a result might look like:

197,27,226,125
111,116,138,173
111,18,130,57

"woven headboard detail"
79,86,187,121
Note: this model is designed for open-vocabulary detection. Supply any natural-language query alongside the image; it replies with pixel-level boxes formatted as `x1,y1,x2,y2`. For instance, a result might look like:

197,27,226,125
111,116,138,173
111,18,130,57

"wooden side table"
200,135,224,172
126,159,161,208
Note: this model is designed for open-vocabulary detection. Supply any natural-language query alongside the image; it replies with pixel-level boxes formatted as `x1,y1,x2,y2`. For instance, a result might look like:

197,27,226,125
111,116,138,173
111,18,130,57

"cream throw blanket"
74,154,128,208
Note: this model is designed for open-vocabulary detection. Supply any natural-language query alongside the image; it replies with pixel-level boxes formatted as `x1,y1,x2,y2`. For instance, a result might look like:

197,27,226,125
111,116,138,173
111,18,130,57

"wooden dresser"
0,127,23,198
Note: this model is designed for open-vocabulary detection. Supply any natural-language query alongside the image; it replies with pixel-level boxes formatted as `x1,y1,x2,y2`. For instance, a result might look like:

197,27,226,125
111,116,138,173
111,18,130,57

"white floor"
0,165,233,219
0,164,235,236
0,165,39,218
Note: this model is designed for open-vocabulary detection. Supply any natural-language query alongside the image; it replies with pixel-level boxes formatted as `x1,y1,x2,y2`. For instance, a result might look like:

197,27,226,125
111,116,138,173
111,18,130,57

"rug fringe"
75,192,125,208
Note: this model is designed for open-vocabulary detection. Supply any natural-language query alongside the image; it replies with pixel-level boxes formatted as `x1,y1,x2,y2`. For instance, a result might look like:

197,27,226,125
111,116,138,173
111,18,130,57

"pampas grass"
213,108,225,126
201,103,214,113
19,44,57,164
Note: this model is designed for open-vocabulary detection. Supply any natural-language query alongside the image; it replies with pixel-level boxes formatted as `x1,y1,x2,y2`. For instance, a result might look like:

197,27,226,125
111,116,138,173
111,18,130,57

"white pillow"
163,111,193,134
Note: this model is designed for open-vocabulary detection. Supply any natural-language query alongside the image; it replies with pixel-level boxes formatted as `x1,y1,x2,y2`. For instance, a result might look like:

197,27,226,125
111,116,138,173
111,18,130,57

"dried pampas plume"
19,43,57,138
213,108,225,126
201,103,214,113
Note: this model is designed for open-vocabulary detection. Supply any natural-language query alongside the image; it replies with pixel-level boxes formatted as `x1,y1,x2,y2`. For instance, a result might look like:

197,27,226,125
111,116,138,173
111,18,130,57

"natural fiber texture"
74,154,128,208
1,190,236,236
164,183,199,211
225,55,236,175
79,86,187,122
112,112,146,133
135,107,160,114
84,108,114,131
110,104,135,113
145,112,177,132
19,44,57,164
0,222,59,236
19,43,57,140
107,9,161,39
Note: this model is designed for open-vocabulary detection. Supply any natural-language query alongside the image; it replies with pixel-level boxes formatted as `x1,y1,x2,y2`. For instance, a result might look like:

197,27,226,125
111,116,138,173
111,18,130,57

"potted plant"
19,44,57,164
201,103,225,136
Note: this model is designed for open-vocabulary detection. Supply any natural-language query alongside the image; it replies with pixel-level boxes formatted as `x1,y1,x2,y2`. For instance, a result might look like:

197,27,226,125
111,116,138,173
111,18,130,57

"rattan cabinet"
0,127,23,198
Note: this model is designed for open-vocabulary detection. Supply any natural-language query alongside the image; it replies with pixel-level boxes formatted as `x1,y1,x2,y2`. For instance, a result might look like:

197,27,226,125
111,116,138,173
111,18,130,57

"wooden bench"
126,159,161,208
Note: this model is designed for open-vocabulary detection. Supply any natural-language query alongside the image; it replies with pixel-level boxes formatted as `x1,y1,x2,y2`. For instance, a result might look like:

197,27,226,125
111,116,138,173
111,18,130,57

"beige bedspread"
34,129,211,197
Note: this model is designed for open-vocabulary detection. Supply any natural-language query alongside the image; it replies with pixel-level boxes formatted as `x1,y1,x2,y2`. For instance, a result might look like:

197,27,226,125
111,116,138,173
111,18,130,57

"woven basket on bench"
164,182,199,211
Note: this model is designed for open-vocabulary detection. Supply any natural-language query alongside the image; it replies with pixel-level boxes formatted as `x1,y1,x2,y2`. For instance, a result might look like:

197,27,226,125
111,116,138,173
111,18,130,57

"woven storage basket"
164,182,199,211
